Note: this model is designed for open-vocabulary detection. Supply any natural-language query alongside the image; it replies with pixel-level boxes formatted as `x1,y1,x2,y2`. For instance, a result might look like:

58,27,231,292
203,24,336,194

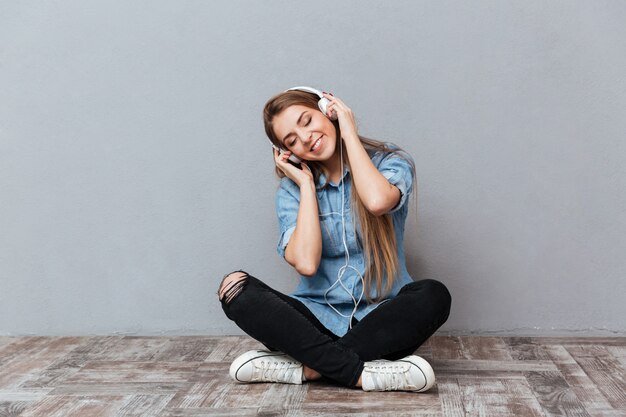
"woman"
217,87,451,392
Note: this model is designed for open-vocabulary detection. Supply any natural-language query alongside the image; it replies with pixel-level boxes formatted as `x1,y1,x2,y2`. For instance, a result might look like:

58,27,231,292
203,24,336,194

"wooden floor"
0,335,624,417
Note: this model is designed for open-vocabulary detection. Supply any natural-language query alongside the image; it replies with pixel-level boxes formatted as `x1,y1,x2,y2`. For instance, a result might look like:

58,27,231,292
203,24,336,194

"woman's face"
272,104,337,162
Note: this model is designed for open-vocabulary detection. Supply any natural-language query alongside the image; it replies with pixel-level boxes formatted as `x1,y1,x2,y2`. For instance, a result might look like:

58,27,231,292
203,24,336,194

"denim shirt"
275,143,415,337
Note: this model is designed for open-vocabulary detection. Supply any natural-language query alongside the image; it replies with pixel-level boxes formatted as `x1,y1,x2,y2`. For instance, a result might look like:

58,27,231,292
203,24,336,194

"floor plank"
0,335,623,416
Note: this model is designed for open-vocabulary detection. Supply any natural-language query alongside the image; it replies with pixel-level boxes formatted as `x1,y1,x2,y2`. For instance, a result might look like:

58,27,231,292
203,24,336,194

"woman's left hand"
323,92,359,140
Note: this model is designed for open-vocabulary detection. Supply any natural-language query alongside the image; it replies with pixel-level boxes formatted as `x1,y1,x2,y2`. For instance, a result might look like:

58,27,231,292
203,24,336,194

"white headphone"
281,86,365,330
285,86,338,121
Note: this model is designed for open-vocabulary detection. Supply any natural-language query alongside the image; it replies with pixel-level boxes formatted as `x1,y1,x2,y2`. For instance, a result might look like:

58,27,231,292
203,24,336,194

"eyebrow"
281,111,307,144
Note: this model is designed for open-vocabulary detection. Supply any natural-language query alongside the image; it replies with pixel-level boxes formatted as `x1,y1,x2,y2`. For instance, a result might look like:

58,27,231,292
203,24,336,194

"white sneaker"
229,350,303,385
361,355,435,392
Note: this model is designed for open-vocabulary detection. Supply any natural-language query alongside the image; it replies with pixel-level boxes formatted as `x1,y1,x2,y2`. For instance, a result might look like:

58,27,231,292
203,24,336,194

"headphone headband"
285,86,324,98
284,86,336,121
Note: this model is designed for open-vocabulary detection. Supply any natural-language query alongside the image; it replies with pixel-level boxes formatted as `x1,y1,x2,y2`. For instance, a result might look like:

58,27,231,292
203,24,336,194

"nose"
297,128,313,145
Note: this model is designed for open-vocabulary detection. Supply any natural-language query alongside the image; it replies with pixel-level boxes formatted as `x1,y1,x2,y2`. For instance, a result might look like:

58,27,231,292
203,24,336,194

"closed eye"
288,117,311,147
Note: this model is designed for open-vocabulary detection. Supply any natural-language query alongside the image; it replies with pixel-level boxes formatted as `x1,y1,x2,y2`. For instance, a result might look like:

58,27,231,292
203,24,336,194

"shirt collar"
316,165,350,190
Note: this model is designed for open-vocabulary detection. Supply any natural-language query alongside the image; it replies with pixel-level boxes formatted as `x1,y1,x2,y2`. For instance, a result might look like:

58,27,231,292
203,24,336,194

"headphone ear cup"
318,97,338,120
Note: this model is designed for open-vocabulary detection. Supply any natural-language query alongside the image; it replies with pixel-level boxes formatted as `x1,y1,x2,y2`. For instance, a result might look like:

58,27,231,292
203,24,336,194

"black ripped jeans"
218,270,452,388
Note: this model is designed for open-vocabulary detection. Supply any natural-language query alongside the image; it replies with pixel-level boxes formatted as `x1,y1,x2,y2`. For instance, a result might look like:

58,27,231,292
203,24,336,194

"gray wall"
1,1,625,336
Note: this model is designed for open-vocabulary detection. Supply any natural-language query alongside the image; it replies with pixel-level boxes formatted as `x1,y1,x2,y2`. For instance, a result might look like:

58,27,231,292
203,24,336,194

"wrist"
298,178,316,190
342,134,362,149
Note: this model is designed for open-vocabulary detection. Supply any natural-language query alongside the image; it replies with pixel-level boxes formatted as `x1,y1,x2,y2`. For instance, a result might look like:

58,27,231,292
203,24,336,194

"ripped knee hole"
218,270,249,304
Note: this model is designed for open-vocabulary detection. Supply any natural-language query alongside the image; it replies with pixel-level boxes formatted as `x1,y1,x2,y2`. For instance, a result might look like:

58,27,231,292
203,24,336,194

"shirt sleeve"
275,179,301,258
377,149,415,214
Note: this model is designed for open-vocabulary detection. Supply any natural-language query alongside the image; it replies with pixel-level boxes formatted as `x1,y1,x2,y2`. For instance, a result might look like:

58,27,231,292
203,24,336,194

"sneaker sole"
399,355,436,392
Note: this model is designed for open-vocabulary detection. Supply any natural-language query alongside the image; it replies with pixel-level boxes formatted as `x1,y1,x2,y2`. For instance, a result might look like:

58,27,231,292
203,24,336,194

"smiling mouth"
311,137,322,151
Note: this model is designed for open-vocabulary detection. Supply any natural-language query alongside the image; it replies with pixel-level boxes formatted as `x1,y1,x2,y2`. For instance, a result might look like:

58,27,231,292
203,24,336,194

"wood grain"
0,336,623,416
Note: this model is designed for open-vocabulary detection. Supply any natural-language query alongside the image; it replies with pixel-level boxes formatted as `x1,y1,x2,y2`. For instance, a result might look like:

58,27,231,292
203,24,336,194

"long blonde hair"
263,90,416,302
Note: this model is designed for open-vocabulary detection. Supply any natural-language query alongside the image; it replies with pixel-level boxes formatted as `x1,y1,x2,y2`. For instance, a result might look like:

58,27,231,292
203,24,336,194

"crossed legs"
217,269,451,388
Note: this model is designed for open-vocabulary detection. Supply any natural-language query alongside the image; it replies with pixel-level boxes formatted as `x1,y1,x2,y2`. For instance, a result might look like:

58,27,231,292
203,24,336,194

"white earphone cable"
320,137,365,330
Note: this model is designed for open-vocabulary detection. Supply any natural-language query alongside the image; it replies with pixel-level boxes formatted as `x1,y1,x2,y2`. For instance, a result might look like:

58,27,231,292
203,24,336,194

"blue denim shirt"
275,143,415,337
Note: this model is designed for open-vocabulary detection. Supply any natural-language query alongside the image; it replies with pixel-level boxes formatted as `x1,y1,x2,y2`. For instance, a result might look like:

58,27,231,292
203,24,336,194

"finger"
328,103,341,113
280,155,292,164
323,92,343,105
275,151,286,163
326,103,339,118
326,99,344,113
332,99,346,110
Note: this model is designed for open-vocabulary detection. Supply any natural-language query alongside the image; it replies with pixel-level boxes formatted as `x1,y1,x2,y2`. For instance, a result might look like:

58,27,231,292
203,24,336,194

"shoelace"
367,362,412,391
252,359,298,383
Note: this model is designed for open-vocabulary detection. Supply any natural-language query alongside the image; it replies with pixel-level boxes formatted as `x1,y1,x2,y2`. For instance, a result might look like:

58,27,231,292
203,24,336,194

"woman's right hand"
274,149,314,187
